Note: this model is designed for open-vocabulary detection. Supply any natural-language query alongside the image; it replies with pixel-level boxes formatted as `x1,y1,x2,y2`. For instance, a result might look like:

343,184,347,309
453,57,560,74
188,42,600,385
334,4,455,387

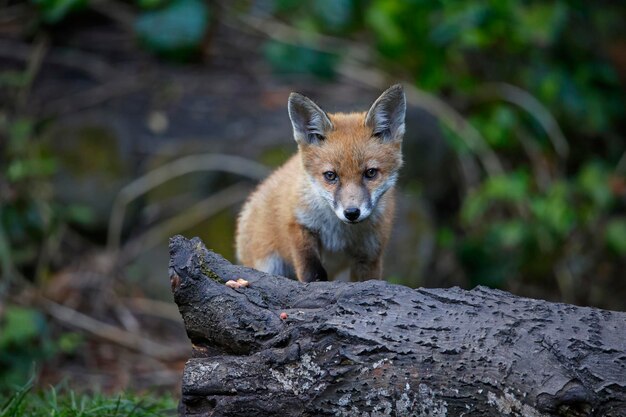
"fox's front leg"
289,223,327,283
350,255,383,282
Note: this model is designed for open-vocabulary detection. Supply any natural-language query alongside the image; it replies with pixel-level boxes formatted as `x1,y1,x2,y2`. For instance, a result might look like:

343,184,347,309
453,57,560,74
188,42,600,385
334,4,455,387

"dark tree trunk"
169,235,626,417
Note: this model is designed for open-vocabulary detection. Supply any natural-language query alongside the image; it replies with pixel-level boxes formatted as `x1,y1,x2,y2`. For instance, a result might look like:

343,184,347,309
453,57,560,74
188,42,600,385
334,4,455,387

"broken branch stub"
169,235,626,416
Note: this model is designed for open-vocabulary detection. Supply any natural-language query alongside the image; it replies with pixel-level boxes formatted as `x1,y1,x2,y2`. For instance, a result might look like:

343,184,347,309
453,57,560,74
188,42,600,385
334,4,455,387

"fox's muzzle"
335,182,371,223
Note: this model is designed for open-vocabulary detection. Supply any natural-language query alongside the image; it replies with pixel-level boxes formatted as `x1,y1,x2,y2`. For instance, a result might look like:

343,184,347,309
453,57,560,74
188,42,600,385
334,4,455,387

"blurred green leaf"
8,119,34,148
461,172,529,224
517,2,567,46
529,182,575,238
0,306,45,348
272,0,303,14
365,2,406,57
314,0,353,32
471,105,517,148
436,226,455,248
606,218,626,256
577,162,612,209
63,204,95,225
461,191,487,224
0,71,29,88
430,4,489,46
57,332,83,354
263,41,338,79
491,219,526,249
135,0,210,60
484,171,530,202
459,27,490,48
7,157,57,182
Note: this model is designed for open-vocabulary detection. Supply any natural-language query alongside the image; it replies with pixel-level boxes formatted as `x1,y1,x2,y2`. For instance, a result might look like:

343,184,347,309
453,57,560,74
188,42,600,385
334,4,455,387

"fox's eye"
373,129,388,140
308,133,326,142
323,171,337,182
364,168,378,179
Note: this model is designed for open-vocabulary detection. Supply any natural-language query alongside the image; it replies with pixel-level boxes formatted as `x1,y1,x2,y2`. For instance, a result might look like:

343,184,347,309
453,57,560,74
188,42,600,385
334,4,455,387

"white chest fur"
295,193,382,259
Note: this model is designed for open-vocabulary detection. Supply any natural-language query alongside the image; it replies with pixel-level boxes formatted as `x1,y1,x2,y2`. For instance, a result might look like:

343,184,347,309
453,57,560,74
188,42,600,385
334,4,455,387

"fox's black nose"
344,207,361,222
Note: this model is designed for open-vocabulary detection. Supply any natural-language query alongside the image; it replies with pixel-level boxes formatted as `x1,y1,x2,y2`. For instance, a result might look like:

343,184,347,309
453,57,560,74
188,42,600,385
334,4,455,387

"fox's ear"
365,84,406,142
288,93,333,145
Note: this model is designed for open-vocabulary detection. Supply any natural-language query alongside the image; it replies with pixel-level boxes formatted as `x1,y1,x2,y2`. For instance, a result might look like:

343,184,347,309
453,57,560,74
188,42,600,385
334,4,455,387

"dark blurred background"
1,0,625,398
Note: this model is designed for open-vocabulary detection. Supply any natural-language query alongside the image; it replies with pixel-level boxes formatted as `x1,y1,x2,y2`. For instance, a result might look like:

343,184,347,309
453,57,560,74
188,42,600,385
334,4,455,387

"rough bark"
169,235,626,417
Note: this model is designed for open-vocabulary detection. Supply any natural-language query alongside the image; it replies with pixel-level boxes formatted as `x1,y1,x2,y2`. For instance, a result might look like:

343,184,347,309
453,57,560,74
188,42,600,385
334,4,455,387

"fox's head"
288,85,405,224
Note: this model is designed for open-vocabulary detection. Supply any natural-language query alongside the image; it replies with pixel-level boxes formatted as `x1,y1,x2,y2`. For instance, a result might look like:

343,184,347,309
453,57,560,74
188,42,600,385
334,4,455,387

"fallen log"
169,235,626,417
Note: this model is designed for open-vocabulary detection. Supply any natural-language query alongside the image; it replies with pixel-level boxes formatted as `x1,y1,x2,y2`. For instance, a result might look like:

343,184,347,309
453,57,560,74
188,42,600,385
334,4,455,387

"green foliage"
0,305,84,390
27,0,213,61
135,0,210,60
262,0,624,143
0,117,94,274
0,306,45,349
271,0,359,35
2,119,56,268
1,307,51,389
0,383,176,417
469,105,518,149
458,160,621,287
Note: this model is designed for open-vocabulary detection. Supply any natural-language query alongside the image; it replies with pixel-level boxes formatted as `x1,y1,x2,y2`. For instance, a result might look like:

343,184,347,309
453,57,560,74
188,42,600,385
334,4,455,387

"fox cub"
236,85,405,282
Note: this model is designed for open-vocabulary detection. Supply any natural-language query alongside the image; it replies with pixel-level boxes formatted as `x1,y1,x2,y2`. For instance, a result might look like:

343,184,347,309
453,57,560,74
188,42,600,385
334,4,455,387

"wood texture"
169,235,626,417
